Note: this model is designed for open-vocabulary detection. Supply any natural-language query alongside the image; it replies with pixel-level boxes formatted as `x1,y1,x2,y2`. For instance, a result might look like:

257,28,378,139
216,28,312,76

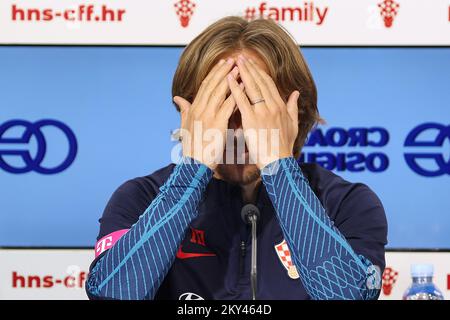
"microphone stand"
241,204,260,300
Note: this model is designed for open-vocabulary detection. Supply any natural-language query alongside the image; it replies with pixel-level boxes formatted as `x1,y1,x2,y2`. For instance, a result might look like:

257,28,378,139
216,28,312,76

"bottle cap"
411,264,434,277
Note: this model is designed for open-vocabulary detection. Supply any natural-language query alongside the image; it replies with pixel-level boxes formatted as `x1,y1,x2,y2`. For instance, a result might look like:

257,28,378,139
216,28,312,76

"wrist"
257,152,293,170
182,152,218,171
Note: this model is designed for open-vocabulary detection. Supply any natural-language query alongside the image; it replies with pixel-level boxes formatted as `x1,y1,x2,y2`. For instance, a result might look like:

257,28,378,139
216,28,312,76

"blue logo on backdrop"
404,123,450,177
299,127,390,172
0,119,77,174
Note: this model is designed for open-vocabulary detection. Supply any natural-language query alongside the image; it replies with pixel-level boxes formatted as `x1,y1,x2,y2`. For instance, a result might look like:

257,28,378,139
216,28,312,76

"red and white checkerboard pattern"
174,0,196,18
275,240,295,271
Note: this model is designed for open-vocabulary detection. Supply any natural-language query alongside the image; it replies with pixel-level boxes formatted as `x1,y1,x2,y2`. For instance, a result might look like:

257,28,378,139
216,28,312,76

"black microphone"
241,204,260,300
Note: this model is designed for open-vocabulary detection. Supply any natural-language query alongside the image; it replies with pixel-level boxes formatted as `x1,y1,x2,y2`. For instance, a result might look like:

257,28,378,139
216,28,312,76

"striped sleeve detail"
86,157,212,300
261,157,381,300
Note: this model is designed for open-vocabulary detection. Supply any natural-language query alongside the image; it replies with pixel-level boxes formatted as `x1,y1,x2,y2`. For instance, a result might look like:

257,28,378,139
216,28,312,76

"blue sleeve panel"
261,157,381,300
86,158,213,300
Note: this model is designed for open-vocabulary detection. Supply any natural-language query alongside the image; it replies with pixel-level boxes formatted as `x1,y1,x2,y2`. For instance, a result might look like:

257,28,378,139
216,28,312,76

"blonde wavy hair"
172,16,319,157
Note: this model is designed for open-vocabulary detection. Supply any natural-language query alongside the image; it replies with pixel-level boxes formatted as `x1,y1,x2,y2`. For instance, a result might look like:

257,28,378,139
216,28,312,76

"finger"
208,66,239,113
217,90,237,120
248,59,284,105
196,58,235,112
245,57,283,111
286,90,300,122
236,55,266,108
234,82,245,114
195,59,227,103
227,73,253,120
226,66,240,96
228,82,245,116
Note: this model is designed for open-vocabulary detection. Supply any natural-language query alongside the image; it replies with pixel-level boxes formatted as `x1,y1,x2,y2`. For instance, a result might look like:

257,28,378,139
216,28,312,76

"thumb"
173,96,191,114
286,90,300,122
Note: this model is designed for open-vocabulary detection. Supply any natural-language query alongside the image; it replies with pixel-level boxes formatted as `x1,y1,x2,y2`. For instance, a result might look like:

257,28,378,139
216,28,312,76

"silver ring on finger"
251,98,265,106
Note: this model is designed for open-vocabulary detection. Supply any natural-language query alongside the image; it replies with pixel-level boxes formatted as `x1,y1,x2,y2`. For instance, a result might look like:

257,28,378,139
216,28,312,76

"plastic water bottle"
403,264,444,300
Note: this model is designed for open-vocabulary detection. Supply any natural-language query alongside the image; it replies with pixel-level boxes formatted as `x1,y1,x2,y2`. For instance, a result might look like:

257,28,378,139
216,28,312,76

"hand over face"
227,54,300,169
173,58,239,169
173,53,299,171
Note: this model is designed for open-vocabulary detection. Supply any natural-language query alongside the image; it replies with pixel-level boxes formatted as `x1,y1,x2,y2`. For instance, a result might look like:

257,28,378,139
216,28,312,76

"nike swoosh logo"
176,245,216,259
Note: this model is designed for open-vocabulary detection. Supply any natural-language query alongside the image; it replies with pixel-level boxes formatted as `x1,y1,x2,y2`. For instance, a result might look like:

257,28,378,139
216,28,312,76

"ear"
286,90,300,121
173,96,191,114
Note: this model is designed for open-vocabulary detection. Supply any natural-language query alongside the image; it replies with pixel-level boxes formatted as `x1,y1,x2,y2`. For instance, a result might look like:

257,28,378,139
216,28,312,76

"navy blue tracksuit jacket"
85,157,387,300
